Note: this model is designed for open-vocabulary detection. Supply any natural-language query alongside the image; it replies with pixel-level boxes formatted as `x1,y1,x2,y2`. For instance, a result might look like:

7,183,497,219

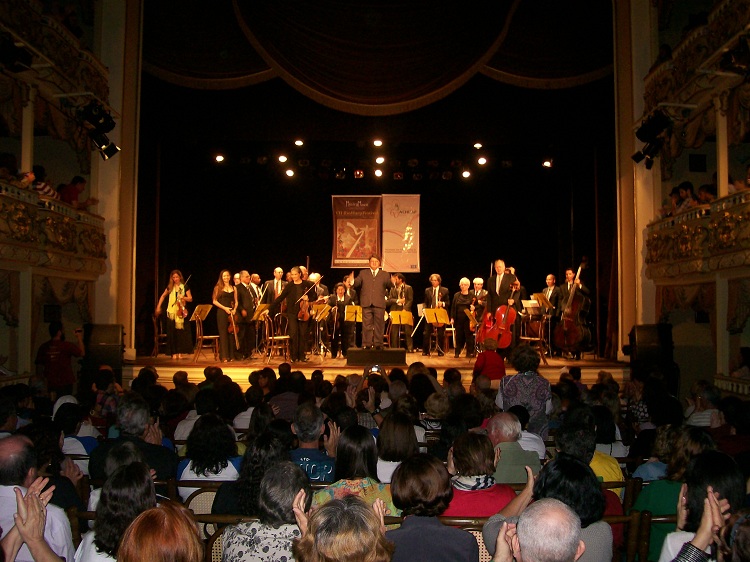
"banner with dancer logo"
382,194,420,273
331,195,382,268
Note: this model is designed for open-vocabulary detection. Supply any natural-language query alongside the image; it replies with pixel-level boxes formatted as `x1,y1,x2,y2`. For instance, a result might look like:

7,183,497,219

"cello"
553,260,591,353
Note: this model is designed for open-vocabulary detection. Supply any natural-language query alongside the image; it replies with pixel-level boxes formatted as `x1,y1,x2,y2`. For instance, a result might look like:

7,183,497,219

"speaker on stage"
81,324,125,386
347,348,407,367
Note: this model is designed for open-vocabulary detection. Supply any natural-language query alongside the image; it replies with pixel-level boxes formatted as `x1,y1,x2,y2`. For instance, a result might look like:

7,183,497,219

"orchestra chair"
192,307,219,362
637,511,677,562
382,516,491,562
180,481,225,539
152,314,168,357
264,313,290,363
519,314,548,366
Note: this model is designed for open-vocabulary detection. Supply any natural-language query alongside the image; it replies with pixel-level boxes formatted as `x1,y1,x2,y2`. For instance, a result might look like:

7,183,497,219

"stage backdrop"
331,196,382,268
382,194,420,273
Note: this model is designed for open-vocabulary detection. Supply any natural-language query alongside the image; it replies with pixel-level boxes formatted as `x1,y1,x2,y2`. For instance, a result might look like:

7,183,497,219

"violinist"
387,273,413,352
450,277,475,358
327,283,354,358
272,266,314,362
507,278,528,349
422,273,450,356
155,269,193,360
469,278,488,321
212,269,238,362
235,271,257,360
349,255,392,349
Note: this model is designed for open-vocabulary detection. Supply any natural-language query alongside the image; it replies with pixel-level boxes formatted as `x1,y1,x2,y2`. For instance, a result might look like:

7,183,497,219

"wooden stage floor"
124,349,630,391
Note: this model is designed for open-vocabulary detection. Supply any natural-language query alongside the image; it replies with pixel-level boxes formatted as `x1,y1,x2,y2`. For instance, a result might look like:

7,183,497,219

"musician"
507,278,528,348
342,275,359,349
299,266,309,280
558,267,590,308
308,273,329,301
307,272,329,353
422,273,450,356
487,259,517,317
272,266,314,362
387,273,413,352
233,272,241,286
262,267,287,316
327,283,355,358
155,269,193,360
541,274,562,316
235,271,257,360
450,277,475,358
469,278,488,322
349,255,392,349
212,269,238,363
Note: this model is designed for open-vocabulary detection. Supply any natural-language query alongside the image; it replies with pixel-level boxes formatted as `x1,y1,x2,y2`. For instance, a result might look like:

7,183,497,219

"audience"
376,413,418,484
290,403,337,482
487,412,541,483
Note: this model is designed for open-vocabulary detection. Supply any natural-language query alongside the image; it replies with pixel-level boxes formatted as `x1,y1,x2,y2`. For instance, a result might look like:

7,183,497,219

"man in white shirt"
0,436,75,562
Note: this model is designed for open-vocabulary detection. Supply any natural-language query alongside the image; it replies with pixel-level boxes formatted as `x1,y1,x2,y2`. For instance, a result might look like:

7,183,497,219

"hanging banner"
331,195,382,268
382,194,420,273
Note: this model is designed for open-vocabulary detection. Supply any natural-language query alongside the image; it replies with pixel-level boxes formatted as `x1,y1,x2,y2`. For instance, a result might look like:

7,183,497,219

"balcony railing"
645,191,750,280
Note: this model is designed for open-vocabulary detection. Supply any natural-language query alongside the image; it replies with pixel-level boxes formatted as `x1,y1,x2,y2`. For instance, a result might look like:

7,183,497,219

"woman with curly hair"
177,413,241,501
212,432,289,515
385,453,477,562
222,462,312,561
293,496,394,562
75,462,156,561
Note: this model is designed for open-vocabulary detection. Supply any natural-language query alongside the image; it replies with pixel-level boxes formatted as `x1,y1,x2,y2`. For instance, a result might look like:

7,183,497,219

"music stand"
390,311,413,350
252,304,270,355
345,305,362,323
532,293,554,355
190,304,217,362
423,308,450,354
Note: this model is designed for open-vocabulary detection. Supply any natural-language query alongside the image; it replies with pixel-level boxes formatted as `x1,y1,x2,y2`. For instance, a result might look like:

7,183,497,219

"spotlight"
278,155,288,163
542,159,553,168
215,155,225,163
294,139,304,146
373,139,383,147
477,157,487,165
393,172,404,180
375,156,385,164
374,169,383,177
89,132,120,160
286,169,295,177
461,169,471,178
354,169,364,179
645,158,655,170
80,101,115,134
635,110,671,144
473,143,483,149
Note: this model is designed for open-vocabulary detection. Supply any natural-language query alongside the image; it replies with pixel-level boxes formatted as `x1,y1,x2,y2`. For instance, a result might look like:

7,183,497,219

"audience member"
173,388,218,441
376,413,418,484
472,338,506,380
507,405,546,461
487,413,541,483
290,403,337,482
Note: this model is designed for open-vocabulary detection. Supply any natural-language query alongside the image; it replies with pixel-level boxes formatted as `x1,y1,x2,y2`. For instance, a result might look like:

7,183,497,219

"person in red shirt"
35,321,85,398
472,337,506,380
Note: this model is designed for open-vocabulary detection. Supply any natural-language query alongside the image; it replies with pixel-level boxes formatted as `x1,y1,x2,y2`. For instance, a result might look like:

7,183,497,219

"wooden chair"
65,507,97,549
603,510,642,562
190,513,259,562
264,313,290,363
152,314,168,357
638,511,678,562
439,517,492,562
181,481,225,539
193,307,219,362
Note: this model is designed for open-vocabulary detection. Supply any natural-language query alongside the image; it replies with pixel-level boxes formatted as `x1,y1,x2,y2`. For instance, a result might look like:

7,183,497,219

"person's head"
545,274,556,287
387,380,407,402
459,277,470,291
424,392,451,420
95,462,156,556
368,255,381,270
391,453,452,517
236,432,289,516
473,278,484,292
0,435,37,487
678,180,695,200
335,283,346,297
292,402,325,444
452,432,496,477
494,260,505,275
515,498,586,562
392,273,405,286
293,496,394,562
117,500,203,562
483,337,498,351
511,345,541,373
48,320,63,339
335,424,378,481
116,393,151,437
168,270,184,289
487,412,522,446
555,423,596,463
507,405,531,430
70,175,86,190
666,425,716,481
683,450,745,533
103,441,147,478
591,405,616,445
429,273,441,287
54,402,84,435
217,269,232,288
258,461,312,527
451,394,484,430
186,413,237,477
533,454,605,528
377,413,418,462
442,368,462,388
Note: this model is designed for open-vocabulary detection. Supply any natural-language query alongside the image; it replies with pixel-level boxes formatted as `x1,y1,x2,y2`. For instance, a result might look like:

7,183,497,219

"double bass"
553,260,591,353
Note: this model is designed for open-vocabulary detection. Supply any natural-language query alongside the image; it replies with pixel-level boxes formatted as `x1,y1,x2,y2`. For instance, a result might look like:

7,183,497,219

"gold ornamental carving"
0,201,37,243
41,216,77,252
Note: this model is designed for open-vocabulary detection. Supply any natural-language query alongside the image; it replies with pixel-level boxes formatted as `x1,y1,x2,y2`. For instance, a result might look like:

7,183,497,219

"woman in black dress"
155,269,193,359
212,269,238,362
272,266,313,362
451,277,475,358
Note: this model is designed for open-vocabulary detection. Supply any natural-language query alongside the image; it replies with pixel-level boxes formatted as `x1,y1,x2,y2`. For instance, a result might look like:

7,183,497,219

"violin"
468,297,477,332
296,275,324,321
175,274,192,318
227,310,240,349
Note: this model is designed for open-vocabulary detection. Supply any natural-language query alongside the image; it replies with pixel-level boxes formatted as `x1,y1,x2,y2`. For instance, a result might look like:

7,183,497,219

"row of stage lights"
213,139,554,177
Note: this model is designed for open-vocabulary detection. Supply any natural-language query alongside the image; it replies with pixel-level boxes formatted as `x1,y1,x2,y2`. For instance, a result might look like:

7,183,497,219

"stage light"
294,139,304,146
373,139,383,147
285,169,295,177
477,157,487,165
215,155,225,163
542,159,553,168
375,156,385,164
461,169,471,178
633,110,671,168
278,155,288,163
374,169,383,177
80,101,116,134
354,169,364,179
89,132,120,160
474,142,483,149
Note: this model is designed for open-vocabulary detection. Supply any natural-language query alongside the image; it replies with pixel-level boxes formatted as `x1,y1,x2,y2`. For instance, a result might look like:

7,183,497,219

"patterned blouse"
311,477,400,516
499,371,552,439
222,521,300,562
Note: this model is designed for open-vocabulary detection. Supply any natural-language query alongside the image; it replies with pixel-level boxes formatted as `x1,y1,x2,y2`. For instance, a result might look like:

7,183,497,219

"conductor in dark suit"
236,271,256,359
422,273,450,356
350,255,392,349
387,273,414,352
487,259,517,316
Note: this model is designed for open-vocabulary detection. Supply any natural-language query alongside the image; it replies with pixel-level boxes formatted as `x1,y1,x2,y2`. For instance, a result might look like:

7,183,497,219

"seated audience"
376,413,418,484
293,496,393,562
173,388,218,441
290,403,337,482
507,405,546,461
223,462,312,562
487,412,541,483
386,453,478,562
117,501,203,562
55,402,99,476
592,405,629,458
443,432,516,517
472,338,506,381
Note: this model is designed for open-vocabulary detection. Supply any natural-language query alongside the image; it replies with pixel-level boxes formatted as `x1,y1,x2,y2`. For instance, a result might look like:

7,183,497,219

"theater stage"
123,349,630,391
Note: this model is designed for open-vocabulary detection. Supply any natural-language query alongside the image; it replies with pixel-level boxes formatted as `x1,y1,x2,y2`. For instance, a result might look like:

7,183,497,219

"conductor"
349,255,392,349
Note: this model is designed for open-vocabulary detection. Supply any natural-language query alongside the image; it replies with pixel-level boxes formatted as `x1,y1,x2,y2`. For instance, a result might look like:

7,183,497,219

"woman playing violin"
272,266,314,363
450,277,475,358
212,269,238,362
155,269,193,359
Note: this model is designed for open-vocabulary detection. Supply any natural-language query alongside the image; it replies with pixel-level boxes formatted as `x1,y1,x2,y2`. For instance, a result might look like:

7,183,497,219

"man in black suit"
236,270,256,359
262,267,287,316
558,267,590,310
387,273,414,352
350,255,392,349
541,274,562,317
487,259,517,316
327,283,355,358
422,273,450,356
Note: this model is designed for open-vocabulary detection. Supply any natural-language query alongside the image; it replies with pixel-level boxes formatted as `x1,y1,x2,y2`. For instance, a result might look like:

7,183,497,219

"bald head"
0,435,37,487
515,498,585,562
